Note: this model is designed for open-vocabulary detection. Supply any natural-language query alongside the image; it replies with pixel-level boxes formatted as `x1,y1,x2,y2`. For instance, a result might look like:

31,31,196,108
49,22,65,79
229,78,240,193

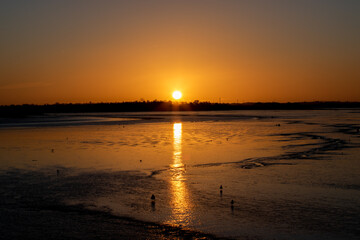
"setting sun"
172,91,182,100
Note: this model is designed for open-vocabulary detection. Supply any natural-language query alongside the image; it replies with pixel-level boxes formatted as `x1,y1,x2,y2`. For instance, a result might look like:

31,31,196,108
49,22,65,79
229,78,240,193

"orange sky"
0,1,359,105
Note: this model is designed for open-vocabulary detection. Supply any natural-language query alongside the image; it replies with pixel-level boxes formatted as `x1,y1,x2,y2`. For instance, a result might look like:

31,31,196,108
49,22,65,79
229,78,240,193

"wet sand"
0,169,228,240
1,204,225,240
1,110,360,239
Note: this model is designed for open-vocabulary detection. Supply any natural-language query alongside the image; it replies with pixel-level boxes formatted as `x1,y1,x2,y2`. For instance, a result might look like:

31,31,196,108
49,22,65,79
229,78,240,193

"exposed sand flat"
1,110,359,239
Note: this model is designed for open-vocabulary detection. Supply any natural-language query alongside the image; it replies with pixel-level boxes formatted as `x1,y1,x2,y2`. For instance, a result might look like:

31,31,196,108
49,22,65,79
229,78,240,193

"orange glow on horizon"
0,2,359,105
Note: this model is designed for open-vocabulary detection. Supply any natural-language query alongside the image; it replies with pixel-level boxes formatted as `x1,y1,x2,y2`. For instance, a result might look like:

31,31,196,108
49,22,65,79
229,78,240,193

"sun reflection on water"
169,122,191,225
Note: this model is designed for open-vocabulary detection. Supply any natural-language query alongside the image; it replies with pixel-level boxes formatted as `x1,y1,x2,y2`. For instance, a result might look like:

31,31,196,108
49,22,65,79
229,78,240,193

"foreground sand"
1,203,225,240
0,169,228,240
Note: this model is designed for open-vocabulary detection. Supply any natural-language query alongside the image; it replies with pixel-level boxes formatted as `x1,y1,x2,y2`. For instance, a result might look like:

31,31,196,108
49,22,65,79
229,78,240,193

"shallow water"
1,110,360,239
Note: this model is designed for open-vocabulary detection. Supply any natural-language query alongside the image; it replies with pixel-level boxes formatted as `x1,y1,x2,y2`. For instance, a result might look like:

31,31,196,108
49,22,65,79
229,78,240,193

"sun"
172,91,182,100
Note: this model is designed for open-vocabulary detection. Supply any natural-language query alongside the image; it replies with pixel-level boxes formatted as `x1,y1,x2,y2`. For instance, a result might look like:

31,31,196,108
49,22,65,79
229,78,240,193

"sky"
0,0,359,105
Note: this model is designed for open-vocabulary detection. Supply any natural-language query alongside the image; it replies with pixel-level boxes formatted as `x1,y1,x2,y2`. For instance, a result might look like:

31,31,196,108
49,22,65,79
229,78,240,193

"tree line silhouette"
1,101,360,117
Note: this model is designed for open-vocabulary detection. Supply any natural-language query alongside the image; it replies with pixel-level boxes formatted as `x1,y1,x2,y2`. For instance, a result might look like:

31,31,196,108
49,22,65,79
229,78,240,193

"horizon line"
1,100,360,108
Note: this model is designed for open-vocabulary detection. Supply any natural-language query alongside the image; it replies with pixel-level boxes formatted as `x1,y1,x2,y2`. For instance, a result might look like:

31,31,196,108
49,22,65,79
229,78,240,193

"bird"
230,200,234,211
150,194,156,209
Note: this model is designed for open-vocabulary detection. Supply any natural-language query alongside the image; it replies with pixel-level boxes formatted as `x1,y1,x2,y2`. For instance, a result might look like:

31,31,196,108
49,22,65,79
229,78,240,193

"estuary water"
1,110,360,239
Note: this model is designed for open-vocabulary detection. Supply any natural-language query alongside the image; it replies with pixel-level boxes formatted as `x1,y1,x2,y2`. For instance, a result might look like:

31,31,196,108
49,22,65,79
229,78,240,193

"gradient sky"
1,0,359,105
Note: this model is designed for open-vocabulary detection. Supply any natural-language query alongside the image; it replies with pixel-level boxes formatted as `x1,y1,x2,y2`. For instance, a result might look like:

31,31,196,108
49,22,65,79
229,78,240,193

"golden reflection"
172,123,182,169
169,122,191,225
